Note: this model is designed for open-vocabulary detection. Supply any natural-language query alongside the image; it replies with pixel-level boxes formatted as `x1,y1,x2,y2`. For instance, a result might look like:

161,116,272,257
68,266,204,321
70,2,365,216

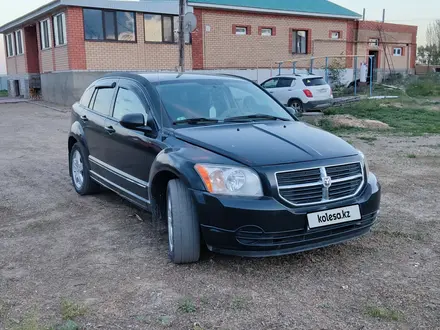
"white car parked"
261,74,333,113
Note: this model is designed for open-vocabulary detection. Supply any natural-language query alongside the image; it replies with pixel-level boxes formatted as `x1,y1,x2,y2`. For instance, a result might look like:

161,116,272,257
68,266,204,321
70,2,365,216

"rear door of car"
101,79,160,204
302,77,332,101
82,78,118,166
261,77,280,99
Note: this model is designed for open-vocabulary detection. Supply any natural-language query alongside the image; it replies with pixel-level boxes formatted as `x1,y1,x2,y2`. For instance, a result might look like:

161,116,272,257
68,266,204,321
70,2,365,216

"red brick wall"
66,6,86,70
192,8,351,69
192,8,204,69
24,26,40,73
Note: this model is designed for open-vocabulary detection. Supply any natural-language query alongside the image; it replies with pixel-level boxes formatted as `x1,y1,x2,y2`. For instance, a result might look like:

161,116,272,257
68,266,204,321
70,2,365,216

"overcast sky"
0,0,438,74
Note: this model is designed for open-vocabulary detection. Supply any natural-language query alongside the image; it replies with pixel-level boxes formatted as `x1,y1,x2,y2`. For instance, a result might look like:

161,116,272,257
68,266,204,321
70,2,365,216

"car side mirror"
120,113,152,133
286,106,301,118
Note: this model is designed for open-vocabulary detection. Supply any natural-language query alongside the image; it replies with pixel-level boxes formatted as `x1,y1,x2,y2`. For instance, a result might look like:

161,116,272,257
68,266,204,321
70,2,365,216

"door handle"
288,89,293,91
105,126,116,134
80,115,88,121
269,91,274,94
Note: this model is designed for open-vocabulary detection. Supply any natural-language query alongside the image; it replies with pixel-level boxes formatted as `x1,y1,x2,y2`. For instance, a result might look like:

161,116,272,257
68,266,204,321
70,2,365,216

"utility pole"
178,0,185,72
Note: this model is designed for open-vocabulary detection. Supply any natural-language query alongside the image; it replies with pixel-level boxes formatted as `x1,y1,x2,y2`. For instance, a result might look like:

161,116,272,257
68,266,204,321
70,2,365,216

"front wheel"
289,99,304,113
167,179,200,264
70,143,100,195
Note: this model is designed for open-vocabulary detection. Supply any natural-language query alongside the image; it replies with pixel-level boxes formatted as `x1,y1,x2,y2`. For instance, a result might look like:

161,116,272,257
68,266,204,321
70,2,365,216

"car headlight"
359,151,370,174
194,164,263,197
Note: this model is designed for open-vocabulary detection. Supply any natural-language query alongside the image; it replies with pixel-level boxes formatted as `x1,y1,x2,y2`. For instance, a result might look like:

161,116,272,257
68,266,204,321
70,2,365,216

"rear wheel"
288,99,304,113
70,143,100,195
166,179,200,264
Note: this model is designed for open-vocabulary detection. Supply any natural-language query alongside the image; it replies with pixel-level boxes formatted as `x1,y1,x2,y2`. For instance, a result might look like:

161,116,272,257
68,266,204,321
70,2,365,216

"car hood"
174,121,359,166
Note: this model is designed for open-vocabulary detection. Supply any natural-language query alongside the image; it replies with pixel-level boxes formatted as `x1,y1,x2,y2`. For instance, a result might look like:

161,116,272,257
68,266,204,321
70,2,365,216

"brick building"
0,0,417,105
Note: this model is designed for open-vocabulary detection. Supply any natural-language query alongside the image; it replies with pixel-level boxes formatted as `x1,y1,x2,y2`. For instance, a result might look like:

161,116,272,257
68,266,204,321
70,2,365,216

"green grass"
9,313,44,330
177,298,197,314
0,90,7,97
365,306,403,321
407,154,417,159
60,299,87,321
324,99,440,135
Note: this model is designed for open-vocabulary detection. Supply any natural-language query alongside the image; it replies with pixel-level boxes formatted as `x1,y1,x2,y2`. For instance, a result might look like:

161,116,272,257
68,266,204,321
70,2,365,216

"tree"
418,20,440,66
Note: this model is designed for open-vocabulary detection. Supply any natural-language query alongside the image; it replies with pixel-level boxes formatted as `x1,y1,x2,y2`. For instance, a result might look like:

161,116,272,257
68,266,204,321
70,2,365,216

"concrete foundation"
6,73,40,98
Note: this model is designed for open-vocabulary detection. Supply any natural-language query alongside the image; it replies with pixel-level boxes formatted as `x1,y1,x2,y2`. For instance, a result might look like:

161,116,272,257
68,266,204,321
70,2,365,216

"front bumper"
191,173,381,257
303,99,334,111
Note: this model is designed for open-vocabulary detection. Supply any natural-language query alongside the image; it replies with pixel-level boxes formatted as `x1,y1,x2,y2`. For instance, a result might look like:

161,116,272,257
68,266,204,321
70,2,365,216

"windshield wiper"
224,114,290,122
173,117,219,125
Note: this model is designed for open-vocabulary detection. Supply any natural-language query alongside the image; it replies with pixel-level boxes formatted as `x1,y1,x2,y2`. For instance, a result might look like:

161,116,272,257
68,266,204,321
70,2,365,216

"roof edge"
188,2,362,20
0,0,61,33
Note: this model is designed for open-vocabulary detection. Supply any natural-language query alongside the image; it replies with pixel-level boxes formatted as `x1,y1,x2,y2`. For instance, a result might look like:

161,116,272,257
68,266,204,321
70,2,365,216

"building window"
393,47,403,56
40,19,52,49
369,38,379,47
235,26,248,35
292,30,308,54
83,9,136,42
261,28,273,36
330,31,341,39
144,14,189,43
53,13,67,46
15,30,24,55
6,33,15,57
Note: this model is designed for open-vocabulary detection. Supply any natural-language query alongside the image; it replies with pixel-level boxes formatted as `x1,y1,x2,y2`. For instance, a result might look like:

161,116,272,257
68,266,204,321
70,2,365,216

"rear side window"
303,78,327,86
277,78,294,88
80,87,95,107
91,88,115,115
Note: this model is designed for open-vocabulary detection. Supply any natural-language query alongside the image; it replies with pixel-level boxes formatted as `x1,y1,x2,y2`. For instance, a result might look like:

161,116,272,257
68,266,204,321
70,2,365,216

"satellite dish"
183,12,197,33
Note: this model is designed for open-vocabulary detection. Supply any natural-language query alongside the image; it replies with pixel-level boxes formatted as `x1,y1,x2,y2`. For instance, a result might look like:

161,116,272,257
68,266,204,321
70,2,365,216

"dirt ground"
0,102,439,330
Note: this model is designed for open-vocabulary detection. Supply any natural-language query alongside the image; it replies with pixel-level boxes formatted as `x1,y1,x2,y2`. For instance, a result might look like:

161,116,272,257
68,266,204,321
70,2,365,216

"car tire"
70,142,100,195
288,99,304,113
166,179,200,264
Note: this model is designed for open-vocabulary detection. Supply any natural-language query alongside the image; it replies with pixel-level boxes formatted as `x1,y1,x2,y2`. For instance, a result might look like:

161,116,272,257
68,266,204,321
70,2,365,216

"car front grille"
276,162,364,206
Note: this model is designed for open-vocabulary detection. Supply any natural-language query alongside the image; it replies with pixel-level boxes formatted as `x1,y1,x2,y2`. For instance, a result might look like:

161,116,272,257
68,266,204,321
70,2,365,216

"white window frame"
369,38,379,47
331,31,340,39
235,26,247,35
6,33,15,57
393,47,402,56
15,29,24,55
40,18,52,50
261,28,272,36
53,12,67,46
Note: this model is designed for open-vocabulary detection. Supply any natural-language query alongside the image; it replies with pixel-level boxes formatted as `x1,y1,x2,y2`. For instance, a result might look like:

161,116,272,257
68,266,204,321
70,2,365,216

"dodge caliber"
68,73,381,264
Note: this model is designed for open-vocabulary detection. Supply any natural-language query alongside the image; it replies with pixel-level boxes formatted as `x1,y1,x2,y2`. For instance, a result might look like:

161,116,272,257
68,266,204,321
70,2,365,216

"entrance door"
368,51,379,81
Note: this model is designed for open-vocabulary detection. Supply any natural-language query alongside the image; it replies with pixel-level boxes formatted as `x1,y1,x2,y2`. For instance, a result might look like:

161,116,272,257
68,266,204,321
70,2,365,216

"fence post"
310,58,314,74
354,56,358,96
292,62,296,74
325,57,329,83
369,56,373,97
278,62,282,76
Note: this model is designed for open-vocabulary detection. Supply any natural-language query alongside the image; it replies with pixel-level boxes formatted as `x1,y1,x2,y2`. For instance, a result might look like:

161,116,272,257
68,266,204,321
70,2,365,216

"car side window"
277,78,294,88
80,87,95,108
91,88,115,115
113,88,146,121
262,78,279,89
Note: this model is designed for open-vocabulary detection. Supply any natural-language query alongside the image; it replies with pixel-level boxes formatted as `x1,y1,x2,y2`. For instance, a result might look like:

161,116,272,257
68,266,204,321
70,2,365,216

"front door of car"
261,77,280,100
102,80,160,205
274,77,295,105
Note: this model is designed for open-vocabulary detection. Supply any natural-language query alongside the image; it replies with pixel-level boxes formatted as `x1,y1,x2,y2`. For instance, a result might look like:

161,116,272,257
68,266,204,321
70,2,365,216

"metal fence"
272,55,418,99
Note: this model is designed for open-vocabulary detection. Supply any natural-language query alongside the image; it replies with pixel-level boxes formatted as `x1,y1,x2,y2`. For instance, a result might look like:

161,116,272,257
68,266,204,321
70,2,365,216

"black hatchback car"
68,73,381,264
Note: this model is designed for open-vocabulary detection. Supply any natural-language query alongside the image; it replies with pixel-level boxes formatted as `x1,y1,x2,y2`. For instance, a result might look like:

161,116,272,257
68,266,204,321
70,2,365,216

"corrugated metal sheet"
189,0,361,18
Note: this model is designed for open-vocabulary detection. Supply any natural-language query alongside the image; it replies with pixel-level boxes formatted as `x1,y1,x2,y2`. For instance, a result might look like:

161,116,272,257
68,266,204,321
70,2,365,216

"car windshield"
153,78,292,123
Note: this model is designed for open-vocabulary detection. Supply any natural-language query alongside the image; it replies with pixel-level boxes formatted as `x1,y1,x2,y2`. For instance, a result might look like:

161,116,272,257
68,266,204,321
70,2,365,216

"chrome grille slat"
275,162,364,206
